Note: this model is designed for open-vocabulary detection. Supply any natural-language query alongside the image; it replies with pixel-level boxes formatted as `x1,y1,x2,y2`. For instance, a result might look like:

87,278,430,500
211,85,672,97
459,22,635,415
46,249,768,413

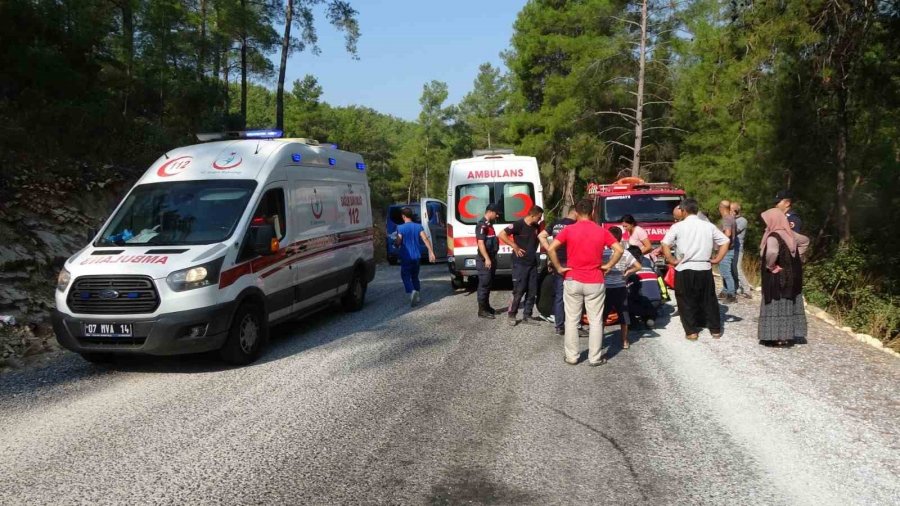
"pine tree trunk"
835,88,851,245
198,0,207,79
631,0,648,177
276,0,293,131
563,166,576,214
239,0,248,129
121,0,134,116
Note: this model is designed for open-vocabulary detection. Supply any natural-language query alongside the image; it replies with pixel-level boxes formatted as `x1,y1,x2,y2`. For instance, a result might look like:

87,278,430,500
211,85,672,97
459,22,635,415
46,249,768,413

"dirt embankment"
0,164,137,369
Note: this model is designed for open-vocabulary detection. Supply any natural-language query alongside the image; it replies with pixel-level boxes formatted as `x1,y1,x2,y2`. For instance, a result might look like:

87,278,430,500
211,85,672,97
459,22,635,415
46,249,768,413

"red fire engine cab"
587,177,685,259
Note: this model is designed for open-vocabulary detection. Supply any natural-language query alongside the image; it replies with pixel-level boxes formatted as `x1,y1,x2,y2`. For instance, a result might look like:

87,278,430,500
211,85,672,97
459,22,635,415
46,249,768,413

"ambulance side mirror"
251,223,277,256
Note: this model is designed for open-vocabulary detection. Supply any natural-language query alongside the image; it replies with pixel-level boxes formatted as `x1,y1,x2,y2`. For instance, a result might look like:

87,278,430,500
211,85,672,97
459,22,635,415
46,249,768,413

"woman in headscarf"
758,208,810,346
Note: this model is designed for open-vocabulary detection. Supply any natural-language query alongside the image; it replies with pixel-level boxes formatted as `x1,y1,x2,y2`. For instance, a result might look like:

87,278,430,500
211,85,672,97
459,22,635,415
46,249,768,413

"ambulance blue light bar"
196,129,284,142
243,129,283,139
356,163,366,171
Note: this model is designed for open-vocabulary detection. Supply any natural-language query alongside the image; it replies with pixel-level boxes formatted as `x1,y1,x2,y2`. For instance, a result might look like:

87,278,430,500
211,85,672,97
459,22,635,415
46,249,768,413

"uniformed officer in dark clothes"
499,205,544,326
476,204,500,319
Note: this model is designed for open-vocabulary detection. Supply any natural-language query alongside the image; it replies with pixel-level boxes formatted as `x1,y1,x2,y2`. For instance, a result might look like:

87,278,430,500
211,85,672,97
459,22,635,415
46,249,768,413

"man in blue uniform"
475,204,500,319
395,207,436,307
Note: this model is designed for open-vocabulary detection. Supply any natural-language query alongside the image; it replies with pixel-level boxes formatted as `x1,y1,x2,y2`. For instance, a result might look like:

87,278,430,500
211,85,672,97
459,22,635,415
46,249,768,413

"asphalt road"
1,264,898,505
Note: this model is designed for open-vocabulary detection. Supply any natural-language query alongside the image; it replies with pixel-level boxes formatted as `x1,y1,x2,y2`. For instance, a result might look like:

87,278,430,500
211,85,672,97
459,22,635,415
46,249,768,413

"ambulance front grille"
68,276,160,314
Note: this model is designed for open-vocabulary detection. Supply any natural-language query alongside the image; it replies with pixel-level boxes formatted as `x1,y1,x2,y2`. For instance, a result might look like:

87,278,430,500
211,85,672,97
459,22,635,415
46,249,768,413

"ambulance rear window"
455,184,491,224
455,183,536,224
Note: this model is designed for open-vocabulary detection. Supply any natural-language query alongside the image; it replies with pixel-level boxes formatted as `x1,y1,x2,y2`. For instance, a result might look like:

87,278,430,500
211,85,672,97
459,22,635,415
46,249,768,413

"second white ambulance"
446,149,545,289
53,132,375,365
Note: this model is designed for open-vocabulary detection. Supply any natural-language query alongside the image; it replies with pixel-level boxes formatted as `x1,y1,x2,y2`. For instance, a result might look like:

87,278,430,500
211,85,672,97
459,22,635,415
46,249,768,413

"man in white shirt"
661,198,730,340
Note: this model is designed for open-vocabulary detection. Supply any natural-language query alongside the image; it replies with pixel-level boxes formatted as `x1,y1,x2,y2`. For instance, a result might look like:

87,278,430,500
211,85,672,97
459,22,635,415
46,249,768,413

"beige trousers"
563,279,606,363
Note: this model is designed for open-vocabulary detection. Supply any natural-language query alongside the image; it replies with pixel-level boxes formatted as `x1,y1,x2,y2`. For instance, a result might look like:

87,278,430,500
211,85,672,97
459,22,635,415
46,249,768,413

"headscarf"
760,208,797,255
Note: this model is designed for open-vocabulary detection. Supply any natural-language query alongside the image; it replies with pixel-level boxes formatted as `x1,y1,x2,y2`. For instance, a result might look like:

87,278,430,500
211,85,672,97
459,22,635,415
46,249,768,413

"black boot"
478,305,495,319
486,305,498,315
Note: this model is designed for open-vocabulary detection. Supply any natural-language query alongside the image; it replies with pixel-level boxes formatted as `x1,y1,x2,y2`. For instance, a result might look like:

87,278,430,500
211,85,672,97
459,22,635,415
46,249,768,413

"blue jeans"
553,272,565,331
720,250,736,296
400,259,421,294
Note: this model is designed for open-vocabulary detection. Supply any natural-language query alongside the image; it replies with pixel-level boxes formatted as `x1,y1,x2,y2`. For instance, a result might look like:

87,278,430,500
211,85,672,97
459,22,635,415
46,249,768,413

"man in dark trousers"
475,204,500,319
661,198,730,340
499,205,544,326
539,207,577,335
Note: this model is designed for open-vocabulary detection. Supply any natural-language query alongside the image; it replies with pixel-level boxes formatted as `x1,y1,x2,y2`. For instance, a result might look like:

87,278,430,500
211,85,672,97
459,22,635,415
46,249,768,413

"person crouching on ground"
547,199,623,366
758,208,810,347
603,227,642,349
661,198,730,341
395,207,436,307
499,205,544,326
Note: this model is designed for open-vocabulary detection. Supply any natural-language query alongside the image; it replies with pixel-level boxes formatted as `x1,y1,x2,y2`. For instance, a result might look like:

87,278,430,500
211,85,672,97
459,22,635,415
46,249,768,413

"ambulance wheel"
220,302,265,365
79,352,115,364
342,270,367,312
451,275,465,290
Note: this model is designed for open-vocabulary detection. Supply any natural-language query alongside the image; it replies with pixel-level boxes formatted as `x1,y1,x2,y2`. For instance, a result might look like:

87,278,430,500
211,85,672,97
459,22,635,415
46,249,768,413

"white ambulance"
52,132,376,365
446,149,545,288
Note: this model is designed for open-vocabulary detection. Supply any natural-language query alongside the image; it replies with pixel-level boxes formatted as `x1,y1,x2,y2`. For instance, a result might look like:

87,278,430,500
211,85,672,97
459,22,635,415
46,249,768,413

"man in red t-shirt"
548,199,624,366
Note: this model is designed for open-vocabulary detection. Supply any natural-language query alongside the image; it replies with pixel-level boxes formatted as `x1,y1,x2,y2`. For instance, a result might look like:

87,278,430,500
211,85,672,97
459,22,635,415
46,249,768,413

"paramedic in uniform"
476,204,500,319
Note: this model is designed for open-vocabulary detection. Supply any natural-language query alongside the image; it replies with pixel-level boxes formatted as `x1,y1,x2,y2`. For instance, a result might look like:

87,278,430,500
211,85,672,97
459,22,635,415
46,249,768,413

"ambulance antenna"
254,139,261,155
163,151,170,160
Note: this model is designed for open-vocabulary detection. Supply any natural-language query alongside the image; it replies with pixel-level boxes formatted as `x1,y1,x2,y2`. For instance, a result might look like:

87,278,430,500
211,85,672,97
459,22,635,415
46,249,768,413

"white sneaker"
411,290,420,306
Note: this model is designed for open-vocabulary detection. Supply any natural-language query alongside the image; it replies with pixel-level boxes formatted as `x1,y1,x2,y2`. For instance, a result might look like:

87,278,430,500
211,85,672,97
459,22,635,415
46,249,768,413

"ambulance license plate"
82,323,133,338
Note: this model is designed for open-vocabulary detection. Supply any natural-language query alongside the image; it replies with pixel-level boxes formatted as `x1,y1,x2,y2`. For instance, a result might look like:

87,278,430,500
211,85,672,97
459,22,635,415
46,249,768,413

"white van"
446,149,544,288
52,132,376,365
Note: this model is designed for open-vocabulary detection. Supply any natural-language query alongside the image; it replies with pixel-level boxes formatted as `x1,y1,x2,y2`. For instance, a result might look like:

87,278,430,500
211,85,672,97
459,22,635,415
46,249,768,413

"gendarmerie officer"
476,204,500,318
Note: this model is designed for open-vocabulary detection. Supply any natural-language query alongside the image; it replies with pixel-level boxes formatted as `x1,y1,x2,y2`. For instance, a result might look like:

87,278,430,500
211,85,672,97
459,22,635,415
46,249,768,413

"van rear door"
420,199,448,260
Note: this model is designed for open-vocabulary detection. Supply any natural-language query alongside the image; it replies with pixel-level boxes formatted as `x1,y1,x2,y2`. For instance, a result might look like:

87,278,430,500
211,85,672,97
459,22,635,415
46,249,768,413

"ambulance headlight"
57,268,72,292
464,258,476,268
166,257,225,292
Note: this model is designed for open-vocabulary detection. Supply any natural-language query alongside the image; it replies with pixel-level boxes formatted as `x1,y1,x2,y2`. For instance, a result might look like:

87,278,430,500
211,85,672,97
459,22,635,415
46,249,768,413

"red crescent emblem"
213,151,242,170
157,156,193,177
512,193,534,217
457,195,478,220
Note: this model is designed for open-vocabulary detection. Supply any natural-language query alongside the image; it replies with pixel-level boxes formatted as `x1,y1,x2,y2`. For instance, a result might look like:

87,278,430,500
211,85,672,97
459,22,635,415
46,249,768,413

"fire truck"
586,177,685,260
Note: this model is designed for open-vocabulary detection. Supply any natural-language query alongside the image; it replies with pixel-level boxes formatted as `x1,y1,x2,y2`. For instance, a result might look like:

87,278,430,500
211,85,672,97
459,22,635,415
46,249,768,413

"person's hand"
558,267,572,275
768,265,782,274
711,257,722,265
514,247,525,257
485,258,492,269
428,252,436,263
600,264,612,273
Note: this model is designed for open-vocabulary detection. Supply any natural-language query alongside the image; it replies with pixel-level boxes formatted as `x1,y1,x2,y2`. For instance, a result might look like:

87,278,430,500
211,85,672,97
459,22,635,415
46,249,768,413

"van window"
500,183,535,223
239,188,287,262
389,205,421,225
427,202,446,226
455,184,491,224
97,180,257,246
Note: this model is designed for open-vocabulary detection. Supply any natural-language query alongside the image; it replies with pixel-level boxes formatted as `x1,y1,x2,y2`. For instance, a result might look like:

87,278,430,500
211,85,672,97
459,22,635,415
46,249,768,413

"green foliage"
459,63,510,149
805,244,900,343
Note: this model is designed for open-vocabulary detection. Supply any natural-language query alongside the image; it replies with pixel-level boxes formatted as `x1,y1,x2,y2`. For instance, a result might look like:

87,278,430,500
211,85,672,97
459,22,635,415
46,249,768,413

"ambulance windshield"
603,195,681,223
97,180,257,246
